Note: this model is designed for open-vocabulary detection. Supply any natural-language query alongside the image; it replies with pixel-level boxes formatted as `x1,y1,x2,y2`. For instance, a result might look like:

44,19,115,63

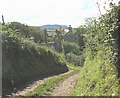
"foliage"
72,1,119,96
66,53,85,66
74,26,86,50
8,22,45,43
62,41,80,55
1,24,68,95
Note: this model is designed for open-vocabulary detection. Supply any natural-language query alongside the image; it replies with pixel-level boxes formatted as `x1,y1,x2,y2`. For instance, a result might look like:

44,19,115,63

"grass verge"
72,51,119,96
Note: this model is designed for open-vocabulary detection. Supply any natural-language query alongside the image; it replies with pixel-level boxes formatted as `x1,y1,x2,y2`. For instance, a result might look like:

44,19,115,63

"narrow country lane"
51,73,79,96
10,70,74,96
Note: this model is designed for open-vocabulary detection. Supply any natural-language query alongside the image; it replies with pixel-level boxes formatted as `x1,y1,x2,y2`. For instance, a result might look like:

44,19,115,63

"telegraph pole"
2,15,5,25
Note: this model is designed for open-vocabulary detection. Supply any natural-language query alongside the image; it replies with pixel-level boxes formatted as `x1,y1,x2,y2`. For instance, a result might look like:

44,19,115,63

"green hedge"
1,25,68,95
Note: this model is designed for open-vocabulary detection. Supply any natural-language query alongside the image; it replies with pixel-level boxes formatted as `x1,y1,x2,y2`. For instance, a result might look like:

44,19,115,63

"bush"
66,53,85,66
62,41,80,55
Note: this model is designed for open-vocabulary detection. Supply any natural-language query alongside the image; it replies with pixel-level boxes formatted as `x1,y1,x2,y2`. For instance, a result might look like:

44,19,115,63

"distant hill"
40,24,68,30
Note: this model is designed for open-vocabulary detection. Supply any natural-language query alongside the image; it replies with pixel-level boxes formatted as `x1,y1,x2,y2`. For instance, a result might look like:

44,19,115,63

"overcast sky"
0,0,118,27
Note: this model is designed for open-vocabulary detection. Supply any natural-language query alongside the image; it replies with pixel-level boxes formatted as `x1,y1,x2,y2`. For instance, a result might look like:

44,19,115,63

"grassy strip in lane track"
27,70,79,96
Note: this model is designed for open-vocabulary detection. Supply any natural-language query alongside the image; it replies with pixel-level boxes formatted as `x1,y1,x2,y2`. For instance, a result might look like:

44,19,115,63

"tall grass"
72,50,119,96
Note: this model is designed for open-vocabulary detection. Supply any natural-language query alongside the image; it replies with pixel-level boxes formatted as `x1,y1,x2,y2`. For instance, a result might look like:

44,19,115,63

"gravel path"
51,73,79,96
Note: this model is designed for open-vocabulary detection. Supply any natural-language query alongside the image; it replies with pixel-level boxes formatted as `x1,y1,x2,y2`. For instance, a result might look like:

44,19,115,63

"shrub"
66,53,85,66
62,41,80,55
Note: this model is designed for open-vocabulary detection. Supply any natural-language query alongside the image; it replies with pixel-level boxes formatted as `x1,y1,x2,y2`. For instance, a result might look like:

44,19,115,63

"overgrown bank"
1,24,68,95
73,50,119,96
72,2,120,96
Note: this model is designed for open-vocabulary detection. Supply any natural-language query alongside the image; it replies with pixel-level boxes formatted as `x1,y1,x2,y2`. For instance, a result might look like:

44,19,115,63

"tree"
75,26,86,51
8,22,44,43
62,41,80,55
44,28,48,43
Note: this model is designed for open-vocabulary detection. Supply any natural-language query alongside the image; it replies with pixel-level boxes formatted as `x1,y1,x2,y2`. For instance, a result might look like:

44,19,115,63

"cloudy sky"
0,0,118,27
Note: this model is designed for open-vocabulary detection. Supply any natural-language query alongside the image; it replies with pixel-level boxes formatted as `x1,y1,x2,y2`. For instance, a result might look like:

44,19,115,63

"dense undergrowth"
73,2,120,96
73,50,119,96
1,24,68,95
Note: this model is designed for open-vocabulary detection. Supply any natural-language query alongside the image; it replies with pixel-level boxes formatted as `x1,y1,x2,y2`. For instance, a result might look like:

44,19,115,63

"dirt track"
9,67,79,96
11,71,74,96
51,74,79,96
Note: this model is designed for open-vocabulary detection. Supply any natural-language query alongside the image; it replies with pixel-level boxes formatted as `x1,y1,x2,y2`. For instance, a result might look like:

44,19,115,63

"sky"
0,0,119,27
